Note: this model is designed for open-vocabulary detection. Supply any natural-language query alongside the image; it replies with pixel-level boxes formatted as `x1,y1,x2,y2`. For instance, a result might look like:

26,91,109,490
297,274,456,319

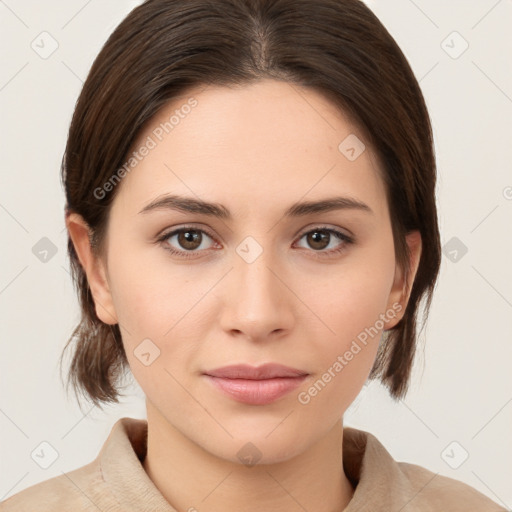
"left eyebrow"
138,194,373,218
284,196,373,217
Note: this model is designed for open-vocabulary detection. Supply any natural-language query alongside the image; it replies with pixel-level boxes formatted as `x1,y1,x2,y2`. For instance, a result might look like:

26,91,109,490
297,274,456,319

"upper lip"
204,363,309,380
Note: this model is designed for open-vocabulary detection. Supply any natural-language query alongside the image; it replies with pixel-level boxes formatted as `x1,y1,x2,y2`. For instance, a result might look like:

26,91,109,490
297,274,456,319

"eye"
158,227,217,258
295,226,354,258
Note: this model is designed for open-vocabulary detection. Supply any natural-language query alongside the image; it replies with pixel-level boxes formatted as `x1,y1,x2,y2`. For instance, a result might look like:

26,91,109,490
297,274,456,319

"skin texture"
67,79,421,512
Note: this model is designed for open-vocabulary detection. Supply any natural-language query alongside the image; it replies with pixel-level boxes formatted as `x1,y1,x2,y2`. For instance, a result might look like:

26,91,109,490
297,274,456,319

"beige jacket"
0,417,506,511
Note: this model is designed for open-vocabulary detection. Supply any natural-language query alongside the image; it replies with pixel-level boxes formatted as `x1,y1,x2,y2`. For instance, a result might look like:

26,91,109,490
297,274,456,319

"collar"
99,417,427,511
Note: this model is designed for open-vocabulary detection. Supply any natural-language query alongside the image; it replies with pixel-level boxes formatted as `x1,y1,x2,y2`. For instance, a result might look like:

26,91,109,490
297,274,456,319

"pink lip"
203,364,309,405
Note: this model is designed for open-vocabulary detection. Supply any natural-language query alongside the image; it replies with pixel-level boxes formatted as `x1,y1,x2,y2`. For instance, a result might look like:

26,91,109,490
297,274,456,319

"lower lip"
204,375,308,405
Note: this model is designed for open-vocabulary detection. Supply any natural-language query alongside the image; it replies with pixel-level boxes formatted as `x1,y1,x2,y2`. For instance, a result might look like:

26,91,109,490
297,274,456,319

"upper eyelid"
160,225,217,242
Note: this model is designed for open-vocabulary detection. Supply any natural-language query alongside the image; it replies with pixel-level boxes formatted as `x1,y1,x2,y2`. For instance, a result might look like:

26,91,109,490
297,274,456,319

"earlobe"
385,230,422,330
66,213,118,325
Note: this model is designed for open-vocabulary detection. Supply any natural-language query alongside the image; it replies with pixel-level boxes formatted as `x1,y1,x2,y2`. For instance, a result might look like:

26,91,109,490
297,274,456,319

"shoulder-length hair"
59,0,441,409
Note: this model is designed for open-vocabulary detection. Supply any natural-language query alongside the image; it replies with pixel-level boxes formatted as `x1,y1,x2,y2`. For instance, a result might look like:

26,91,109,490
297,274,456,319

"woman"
0,0,506,510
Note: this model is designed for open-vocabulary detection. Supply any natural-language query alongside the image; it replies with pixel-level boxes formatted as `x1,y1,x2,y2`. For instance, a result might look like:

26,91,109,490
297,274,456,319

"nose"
218,245,294,342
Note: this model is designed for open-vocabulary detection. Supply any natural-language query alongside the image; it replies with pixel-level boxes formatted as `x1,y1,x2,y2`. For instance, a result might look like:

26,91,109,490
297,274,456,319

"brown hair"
59,0,441,410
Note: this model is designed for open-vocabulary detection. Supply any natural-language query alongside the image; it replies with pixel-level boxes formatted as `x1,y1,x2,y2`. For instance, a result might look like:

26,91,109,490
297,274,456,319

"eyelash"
156,225,354,260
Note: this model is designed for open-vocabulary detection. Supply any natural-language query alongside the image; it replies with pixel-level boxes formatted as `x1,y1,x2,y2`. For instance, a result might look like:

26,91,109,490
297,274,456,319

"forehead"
110,79,387,220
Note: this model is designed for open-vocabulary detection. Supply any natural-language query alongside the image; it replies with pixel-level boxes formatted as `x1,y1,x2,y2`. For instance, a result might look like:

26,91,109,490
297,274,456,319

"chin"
199,421,314,466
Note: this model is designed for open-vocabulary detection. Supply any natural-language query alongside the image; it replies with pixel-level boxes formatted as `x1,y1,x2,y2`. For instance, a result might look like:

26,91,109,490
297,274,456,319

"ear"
384,230,422,330
66,212,118,325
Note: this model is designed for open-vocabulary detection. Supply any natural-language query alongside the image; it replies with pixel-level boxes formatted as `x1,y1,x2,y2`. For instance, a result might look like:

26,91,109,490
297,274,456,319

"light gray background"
1,0,511,507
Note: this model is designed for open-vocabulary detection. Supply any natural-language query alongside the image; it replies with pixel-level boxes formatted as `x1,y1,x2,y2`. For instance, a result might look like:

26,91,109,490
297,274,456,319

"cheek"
107,242,176,343
107,258,192,398
107,243,214,371
312,240,396,339
294,294,393,425
304,236,396,389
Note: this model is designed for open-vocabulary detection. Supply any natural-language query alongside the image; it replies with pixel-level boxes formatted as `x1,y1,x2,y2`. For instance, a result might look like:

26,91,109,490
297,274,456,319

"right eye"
157,227,219,258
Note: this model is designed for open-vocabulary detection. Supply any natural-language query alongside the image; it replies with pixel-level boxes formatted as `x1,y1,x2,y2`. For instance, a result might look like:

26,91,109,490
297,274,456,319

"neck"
142,402,355,512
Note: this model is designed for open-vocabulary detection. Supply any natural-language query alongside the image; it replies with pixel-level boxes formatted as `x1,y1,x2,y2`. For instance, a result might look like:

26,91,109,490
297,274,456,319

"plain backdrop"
1,0,511,507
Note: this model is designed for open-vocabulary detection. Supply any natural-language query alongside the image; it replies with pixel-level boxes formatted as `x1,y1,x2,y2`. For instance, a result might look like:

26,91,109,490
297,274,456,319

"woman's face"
83,79,418,463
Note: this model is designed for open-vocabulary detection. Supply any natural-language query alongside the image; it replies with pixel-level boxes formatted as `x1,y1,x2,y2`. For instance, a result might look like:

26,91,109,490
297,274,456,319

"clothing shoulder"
0,459,119,512
397,461,507,511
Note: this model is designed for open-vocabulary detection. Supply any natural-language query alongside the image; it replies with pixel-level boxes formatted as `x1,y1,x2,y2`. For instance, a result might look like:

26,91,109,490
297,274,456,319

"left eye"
295,227,353,253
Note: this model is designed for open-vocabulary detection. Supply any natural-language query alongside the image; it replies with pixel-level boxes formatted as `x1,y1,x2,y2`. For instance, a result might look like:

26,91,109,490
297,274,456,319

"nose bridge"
235,236,283,306
220,235,291,338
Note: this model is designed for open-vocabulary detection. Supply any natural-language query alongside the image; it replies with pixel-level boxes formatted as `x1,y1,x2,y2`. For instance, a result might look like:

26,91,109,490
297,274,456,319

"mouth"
202,363,309,405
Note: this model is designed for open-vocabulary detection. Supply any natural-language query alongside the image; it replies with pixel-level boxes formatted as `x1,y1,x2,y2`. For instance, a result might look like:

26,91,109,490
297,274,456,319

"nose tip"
218,256,293,341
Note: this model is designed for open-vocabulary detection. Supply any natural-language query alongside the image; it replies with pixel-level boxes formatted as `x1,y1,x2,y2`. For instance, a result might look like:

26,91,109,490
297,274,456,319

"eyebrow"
138,194,373,218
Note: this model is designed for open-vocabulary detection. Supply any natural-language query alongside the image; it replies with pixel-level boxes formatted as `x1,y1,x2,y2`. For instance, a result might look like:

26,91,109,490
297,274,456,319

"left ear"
385,230,422,330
